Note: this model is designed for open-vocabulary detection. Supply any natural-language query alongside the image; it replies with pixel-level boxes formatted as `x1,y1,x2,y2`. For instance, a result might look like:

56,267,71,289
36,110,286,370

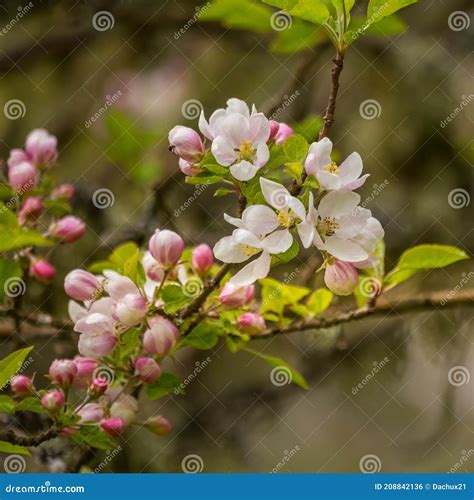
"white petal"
224,212,243,228
261,229,293,254
325,236,368,262
220,113,250,146
304,138,332,175
336,207,371,239
249,113,270,143
260,177,290,211
230,252,271,286
288,196,306,220
69,301,87,322
241,204,279,236
230,160,260,181
198,111,213,140
296,221,315,249
213,235,249,264
256,141,269,166
316,170,342,191
226,98,250,117
340,152,363,183
344,173,369,191
233,228,262,249
212,135,237,166
318,190,360,218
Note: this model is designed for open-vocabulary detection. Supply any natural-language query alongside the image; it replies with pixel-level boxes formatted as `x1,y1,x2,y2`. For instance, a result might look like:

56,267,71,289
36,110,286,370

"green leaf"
264,0,330,25
0,347,33,390
260,277,310,316
283,134,308,163
0,441,31,456
43,199,71,217
109,242,140,272
15,397,45,414
271,19,322,53
202,162,229,176
0,395,16,414
283,161,303,179
271,239,300,266
367,0,417,20
72,426,116,450
0,258,22,303
183,323,220,350
292,115,323,142
117,328,142,361
0,227,52,252
185,172,222,185
146,373,184,400
244,347,309,389
213,188,234,197
307,288,333,316
161,284,189,314
345,13,407,43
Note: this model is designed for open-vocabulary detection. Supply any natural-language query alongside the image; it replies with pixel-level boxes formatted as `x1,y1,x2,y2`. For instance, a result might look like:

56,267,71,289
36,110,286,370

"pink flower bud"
100,417,124,437
73,356,97,388
18,196,44,225
115,293,147,326
324,260,359,296
78,331,117,359
50,216,86,243
41,389,65,412
219,283,255,308
134,357,161,384
7,149,30,169
25,129,58,167
143,316,179,355
77,402,104,423
148,229,184,268
274,123,294,144
89,377,108,397
192,244,213,275
146,415,172,436
31,259,56,284
52,183,75,201
178,158,200,176
64,270,101,301
168,126,204,162
8,161,38,192
48,359,77,387
142,251,164,282
110,395,137,426
237,312,266,335
268,120,280,141
10,375,33,396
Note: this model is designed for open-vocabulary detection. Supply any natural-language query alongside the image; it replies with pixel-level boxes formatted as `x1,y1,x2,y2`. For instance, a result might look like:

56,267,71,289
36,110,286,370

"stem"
0,426,60,447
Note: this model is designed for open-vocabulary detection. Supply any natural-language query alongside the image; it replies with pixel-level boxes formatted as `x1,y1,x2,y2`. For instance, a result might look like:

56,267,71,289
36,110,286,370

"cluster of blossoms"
168,98,383,296
4,129,86,283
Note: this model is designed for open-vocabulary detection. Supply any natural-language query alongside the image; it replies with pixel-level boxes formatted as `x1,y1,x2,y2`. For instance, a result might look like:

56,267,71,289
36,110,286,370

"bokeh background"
0,0,473,473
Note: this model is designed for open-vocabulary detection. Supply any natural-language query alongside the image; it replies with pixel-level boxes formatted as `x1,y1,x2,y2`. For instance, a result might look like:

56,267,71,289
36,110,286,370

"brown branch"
257,289,474,338
0,427,60,447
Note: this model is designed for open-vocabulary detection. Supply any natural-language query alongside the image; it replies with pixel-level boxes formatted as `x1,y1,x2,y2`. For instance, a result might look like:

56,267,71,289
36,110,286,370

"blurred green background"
0,0,472,473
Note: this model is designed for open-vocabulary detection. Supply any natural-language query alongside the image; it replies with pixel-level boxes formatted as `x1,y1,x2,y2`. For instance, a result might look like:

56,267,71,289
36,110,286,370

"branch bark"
0,427,60,447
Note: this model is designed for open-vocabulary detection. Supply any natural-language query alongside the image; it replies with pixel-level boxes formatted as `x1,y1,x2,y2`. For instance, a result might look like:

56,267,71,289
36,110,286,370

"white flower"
298,190,384,263
304,137,369,191
213,204,293,286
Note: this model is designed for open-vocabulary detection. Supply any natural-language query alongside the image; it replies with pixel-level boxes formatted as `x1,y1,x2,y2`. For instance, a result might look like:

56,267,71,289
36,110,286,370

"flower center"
277,210,294,228
317,217,339,237
238,139,255,161
323,162,340,175
239,243,259,257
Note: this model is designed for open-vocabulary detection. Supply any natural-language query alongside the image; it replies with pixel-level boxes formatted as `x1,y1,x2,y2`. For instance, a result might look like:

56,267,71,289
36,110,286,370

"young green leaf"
0,258,22,303
0,347,33,390
306,288,333,316
183,323,220,350
0,441,31,456
146,373,184,400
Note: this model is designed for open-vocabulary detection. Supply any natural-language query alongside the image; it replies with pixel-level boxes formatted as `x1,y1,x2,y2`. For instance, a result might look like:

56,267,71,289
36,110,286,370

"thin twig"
0,427,60,447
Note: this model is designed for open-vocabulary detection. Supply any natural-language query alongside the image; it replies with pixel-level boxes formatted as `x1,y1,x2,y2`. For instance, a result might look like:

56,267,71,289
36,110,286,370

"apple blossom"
304,137,369,191
73,356,97,388
50,215,86,243
100,417,124,436
110,394,138,426
269,121,294,144
134,357,161,384
7,149,30,168
64,270,101,301
41,389,65,412
10,375,33,396
115,293,147,326
52,183,75,200
219,282,255,308
149,229,184,268
77,403,104,423
18,196,43,224
89,377,108,397
168,125,204,162
147,415,172,436
178,157,200,176
143,316,179,355
8,161,38,191
192,243,213,275
30,259,56,283
142,251,165,282
238,312,266,335
25,128,58,167
49,359,77,387
324,260,359,296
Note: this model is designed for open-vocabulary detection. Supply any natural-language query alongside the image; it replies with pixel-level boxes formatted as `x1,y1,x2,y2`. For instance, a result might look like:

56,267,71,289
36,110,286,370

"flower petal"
226,98,250,117
296,221,315,249
224,213,243,228
260,177,290,211
316,170,342,191
213,235,249,263
233,228,262,249
256,141,269,167
344,173,370,191
336,207,371,239
318,190,360,218
261,229,293,254
220,113,250,146
304,137,332,175
230,160,260,181
249,113,270,143
340,152,363,183
325,236,368,262
212,135,237,166
241,204,279,236
230,252,271,286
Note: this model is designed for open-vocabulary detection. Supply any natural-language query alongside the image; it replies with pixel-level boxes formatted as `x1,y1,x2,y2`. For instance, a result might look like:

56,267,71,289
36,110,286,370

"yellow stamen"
317,217,339,236
238,139,254,160
277,210,294,228
323,162,340,175
240,243,259,257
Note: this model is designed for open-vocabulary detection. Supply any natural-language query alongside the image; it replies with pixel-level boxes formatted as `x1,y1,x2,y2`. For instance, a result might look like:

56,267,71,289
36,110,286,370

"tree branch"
0,427,60,447
258,289,474,338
